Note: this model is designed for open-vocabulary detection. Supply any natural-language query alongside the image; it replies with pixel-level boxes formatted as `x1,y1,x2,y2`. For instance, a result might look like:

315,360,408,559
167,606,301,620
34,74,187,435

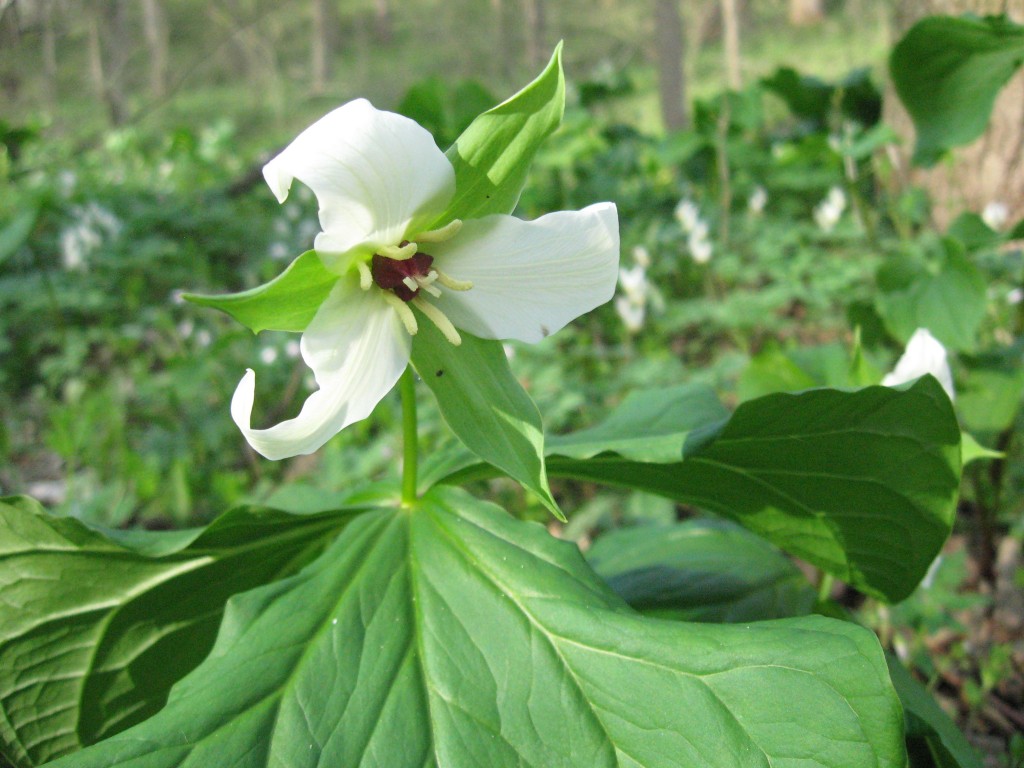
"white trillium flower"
882,327,955,401
233,99,620,460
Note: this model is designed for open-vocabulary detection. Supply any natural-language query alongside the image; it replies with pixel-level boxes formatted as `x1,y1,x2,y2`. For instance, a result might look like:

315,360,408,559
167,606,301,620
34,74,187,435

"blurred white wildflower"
615,295,645,333
982,201,1009,230
882,327,954,401
1008,287,1023,305
285,339,301,358
177,319,195,340
196,329,213,348
615,261,654,333
170,289,187,305
632,245,651,269
674,199,700,232
748,186,768,215
688,220,713,264
813,186,846,233
260,346,279,365
269,242,291,260
59,202,121,271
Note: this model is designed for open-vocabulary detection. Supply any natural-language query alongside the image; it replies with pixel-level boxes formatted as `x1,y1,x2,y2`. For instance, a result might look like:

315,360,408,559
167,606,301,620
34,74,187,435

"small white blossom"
688,228,713,264
260,346,279,365
615,295,645,333
748,186,768,214
882,328,954,401
177,320,194,339
196,329,213,348
674,199,700,232
1008,288,1023,305
813,186,846,233
982,201,1009,230
285,340,301,358
618,265,648,303
631,245,651,269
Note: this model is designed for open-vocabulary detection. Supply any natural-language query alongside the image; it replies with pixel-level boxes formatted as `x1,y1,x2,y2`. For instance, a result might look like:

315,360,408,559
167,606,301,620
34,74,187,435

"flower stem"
399,367,418,506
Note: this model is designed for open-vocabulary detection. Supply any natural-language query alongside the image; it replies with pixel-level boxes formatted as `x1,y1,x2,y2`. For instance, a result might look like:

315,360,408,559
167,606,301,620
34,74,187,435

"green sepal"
184,250,338,333
410,317,560,519
439,42,565,222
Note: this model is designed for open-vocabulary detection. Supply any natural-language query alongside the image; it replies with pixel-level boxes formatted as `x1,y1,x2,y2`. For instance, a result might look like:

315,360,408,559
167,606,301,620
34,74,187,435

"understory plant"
0,45,977,768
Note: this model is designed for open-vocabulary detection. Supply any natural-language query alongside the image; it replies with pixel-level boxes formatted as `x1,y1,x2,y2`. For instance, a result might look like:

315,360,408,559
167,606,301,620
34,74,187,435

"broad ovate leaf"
587,518,817,622
0,496,360,767
433,377,962,603
46,487,905,768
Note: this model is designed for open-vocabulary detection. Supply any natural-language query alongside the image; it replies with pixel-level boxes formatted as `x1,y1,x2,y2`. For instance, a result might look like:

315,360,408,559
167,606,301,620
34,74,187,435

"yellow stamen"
434,268,473,291
382,292,418,335
379,242,418,260
415,219,462,243
356,261,373,291
413,297,461,345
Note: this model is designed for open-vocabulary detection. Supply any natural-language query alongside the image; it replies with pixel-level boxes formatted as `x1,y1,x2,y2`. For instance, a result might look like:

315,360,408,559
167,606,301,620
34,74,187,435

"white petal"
231,281,410,459
882,327,955,401
263,99,455,272
430,202,620,343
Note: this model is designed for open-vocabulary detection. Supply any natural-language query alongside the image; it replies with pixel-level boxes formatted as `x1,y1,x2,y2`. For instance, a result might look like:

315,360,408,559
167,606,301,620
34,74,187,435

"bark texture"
654,0,688,130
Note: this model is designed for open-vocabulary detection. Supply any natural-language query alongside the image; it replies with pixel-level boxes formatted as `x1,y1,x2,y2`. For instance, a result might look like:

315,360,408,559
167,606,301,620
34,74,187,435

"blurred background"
2,1,1024,762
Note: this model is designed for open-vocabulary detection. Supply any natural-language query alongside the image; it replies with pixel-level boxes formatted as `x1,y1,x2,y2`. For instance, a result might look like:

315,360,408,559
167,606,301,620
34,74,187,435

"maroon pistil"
370,241,434,302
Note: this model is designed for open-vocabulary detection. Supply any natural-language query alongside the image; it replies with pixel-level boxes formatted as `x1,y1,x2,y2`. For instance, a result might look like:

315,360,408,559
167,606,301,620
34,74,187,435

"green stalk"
399,367,419,506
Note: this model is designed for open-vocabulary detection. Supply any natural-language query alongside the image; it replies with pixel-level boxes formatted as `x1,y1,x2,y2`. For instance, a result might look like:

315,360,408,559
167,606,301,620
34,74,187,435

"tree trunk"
310,0,330,94
141,0,169,99
522,0,546,70
789,0,824,26
720,0,742,89
654,0,688,130
86,6,129,125
373,0,393,45
490,0,512,80
41,0,58,107
885,0,1024,229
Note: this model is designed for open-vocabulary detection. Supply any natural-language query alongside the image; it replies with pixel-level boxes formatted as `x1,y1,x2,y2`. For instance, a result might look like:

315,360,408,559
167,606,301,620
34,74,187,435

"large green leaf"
410,318,558,516
439,43,565,221
439,377,961,603
875,242,987,353
0,496,361,767
548,383,728,462
183,250,338,334
586,519,817,623
891,14,1024,166
45,487,905,768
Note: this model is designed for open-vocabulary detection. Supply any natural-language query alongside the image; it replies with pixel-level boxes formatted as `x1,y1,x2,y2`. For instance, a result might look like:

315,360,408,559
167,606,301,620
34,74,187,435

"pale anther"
402,276,419,292
414,219,462,243
356,261,373,291
379,242,418,260
435,268,473,292
417,280,442,298
413,297,462,345
381,291,418,335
